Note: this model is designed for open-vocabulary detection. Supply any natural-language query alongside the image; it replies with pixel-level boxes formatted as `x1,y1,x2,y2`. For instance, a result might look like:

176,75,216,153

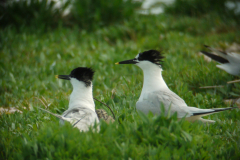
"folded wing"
137,90,236,122
61,107,99,132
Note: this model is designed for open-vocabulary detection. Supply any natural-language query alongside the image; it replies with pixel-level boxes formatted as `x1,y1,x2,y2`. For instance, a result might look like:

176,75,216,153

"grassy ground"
1,14,240,159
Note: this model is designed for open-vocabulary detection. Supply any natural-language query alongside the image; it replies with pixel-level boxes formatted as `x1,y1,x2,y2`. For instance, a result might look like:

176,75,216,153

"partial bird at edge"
200,45,240,76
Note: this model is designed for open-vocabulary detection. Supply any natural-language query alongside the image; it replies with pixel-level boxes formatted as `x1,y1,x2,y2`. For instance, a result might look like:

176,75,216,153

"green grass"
1,14,240,159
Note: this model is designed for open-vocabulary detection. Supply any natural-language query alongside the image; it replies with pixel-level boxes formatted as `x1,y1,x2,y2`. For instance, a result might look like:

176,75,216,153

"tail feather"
192,107,237,116
200,51,229,64
38,107,64,120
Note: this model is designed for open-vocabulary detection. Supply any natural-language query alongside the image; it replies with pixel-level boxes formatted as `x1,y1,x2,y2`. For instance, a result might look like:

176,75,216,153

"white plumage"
59,78,99,132
39,67,99,132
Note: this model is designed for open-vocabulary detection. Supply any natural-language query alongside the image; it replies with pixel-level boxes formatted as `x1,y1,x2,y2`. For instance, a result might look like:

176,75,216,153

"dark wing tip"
204,45,210,48
193,107,237,116
200,51,229,64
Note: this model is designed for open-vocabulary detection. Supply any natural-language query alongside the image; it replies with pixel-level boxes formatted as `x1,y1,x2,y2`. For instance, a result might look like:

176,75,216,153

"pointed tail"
192,107,237,116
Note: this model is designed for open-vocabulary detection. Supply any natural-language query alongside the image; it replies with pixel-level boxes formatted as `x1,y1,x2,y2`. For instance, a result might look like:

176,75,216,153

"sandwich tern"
116,50,237,123
40,67,99,131
200,45,240,76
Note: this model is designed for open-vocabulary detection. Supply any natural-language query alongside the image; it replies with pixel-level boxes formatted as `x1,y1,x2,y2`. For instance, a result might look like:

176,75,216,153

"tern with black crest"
116,50,237,123
40,67,99,131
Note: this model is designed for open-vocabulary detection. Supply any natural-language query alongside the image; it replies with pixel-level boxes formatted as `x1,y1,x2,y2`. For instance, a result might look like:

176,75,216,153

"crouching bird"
116,50,237,123
40,67,99,132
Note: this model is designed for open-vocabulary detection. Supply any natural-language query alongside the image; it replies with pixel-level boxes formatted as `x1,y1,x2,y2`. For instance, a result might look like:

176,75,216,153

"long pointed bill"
115,59,137,65
56,75,70,80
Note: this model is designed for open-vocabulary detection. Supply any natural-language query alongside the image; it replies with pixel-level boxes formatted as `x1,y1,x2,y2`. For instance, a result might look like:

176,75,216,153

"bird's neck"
68,81,95,112
139,65,168,101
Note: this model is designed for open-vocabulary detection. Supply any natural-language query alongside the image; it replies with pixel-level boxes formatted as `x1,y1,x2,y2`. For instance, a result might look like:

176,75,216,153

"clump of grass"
0,0,141,31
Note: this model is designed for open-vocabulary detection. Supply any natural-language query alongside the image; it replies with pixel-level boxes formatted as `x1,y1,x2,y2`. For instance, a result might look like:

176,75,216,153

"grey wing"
137,90,194,118
136,100,161,115
61,107,99,132
141,90,214,118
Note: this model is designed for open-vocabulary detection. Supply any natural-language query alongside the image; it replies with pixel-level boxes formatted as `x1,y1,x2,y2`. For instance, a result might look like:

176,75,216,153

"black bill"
115,59,138,65
56,75,70,80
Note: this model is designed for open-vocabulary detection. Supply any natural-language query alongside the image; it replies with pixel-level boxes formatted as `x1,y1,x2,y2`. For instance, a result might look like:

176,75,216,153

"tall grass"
68,0,141,30
0,0,141,30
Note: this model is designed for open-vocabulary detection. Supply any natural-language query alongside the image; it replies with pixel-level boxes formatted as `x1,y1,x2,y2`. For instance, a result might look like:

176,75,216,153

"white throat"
136,61,169,101
68,78,95,112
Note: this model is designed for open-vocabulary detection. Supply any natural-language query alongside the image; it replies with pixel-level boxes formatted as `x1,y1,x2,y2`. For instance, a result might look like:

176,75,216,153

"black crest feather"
138,50,164,65
70,67,95,87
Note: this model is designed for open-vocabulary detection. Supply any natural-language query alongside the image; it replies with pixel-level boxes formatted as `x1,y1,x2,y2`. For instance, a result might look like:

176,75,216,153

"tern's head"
116,50,164,69
56,67,95,87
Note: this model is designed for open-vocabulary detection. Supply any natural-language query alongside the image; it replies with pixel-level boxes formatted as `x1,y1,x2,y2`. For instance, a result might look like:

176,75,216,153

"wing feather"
137,90,214,118
61,107,99,132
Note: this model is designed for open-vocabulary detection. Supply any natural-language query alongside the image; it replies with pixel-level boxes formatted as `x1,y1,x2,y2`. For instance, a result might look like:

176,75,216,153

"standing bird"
115,50,237,123
200,45,240,76
40,67,99,132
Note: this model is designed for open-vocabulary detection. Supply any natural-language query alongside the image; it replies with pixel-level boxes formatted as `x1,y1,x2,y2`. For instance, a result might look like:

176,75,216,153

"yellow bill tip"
115,62,119,65
55,75,59,78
